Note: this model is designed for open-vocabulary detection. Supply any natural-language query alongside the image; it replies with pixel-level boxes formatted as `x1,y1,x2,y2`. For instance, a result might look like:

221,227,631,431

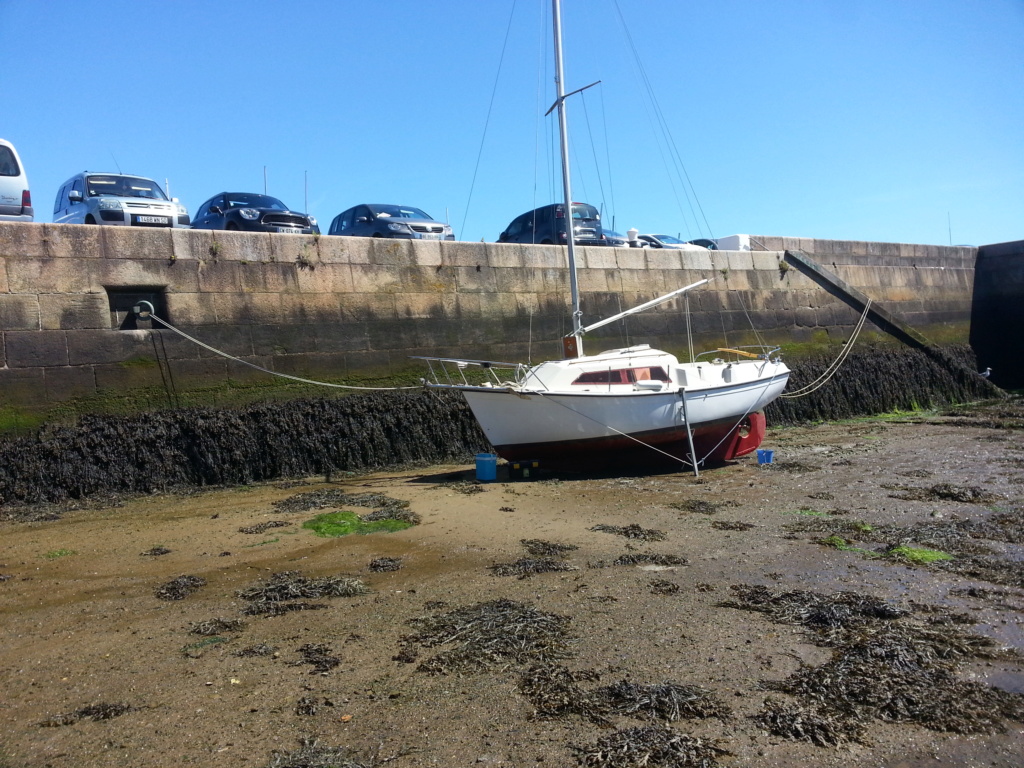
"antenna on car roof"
110,152,121,174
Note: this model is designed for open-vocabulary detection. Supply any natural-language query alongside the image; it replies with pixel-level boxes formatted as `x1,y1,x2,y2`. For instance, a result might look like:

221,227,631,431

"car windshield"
604,230,625,239
87,175,168,200
571,204,600,222
652,234,684,244
371,204,432,220
225,194,288,210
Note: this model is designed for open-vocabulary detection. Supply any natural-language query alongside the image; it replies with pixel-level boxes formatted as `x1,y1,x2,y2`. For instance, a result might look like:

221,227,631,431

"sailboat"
416,1,790,474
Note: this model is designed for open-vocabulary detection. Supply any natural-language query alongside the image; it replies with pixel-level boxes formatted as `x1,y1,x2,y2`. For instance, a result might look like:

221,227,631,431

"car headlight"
238,208,260,220
175,204,188,216
387,221,410,232
98,198,122,211
308,216,317,227
444,225,453,234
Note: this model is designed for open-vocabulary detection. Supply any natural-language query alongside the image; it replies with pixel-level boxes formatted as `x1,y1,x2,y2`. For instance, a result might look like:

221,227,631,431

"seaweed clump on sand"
572,724,729,768
522,538,579,558
590,523,667,542
189,617,246,636
605,553,688,568
239,520,292,534
400,599,574,675
237,571,369,616
266,738,373,768
722,584,1024,738
368,557,403,572
40,702,134,727
290,643,341,674
518,664,730,727
154,575,207,601
489,558,579,578
0,389,487,506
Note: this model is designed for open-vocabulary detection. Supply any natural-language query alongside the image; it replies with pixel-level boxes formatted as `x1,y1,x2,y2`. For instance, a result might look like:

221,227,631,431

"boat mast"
551,0,582,357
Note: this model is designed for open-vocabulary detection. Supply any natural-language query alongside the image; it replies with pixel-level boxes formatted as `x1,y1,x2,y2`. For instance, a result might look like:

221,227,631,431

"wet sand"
1,409,1022,767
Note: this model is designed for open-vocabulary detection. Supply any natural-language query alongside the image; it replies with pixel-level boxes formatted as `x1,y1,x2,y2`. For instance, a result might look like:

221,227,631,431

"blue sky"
2,0,1021,247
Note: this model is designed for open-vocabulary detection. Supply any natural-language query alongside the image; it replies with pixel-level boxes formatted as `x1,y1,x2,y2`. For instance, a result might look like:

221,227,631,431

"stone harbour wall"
0,222,979,425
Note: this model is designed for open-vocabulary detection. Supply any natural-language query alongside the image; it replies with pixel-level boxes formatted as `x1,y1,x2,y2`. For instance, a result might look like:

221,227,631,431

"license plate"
276,227,303,234
137,215,168,224
420,233,442,240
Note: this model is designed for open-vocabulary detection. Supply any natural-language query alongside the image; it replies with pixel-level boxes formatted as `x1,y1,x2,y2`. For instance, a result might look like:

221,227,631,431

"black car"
191,192,318,234
328,203,454,240
498,202,603,245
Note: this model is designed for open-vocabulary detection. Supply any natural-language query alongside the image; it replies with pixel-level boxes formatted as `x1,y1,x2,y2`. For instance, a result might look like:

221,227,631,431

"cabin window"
571,366,669,385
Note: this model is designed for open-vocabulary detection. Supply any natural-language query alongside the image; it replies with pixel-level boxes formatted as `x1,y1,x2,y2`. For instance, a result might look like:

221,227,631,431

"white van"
0,138,34,222
53,171,190,228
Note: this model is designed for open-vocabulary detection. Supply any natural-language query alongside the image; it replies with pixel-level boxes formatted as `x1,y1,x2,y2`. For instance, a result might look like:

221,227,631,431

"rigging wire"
610,0,714,240
779,300,873,398
458,0,519,241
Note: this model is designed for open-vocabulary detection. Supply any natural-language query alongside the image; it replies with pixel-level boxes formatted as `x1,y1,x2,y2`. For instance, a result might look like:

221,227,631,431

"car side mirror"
210,206,223,215
68,190,83,203
355,216,369,223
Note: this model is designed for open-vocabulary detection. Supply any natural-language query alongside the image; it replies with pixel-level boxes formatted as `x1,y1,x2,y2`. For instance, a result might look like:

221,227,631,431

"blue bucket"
756,449,774,465
475,453,498,482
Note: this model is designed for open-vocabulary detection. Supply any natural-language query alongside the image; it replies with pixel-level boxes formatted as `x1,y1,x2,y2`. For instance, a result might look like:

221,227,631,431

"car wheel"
541,239,552,245
226,222,239,231
85,215,96,224
372,233,383,238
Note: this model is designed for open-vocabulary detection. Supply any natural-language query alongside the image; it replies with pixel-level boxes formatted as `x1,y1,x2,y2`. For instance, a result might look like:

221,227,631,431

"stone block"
453,265,498,293
238,261,300,294
44,365,97,401
645,250,683,271
39,223,102,259
615,249,647,270
249,323,317,356
271,232,322,267
197,260,242,293
0,367,48,406
6,330,68,367
0,221,47,259
99,225,175,263
163,357,231,388
365,237,416,267
350,263,405,294
278,291,343,324
578,269,610,293
751,252,780,271
293,261,356,295
39,293,108,330
6,257,95,294
166,293,217,325
486,242,525,268
341,293,396,322
682,250,715,272
410,239,443,267
0,294,40,330
314,323,370,353
65,329,157,366
396,292,449,320
216,292,282,324
578,246,618,269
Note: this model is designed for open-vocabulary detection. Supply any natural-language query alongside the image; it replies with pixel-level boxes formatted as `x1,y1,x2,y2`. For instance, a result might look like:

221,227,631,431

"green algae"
302,510,415,537
888,545,955,564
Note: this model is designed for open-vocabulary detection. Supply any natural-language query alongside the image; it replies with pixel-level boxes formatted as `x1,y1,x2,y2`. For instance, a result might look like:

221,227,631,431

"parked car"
328,203,453,240
602,229,630,248
498,202,603,245
638,233,707,250
686,238,718,250
0,138,33,222
53,172,189,228
192,192,318,234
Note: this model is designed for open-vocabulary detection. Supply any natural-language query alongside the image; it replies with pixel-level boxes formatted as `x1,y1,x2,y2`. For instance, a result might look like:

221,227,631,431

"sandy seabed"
1,411,1022,768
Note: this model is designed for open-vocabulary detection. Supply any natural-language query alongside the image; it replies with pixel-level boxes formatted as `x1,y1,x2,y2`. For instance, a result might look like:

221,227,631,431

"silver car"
53,172,190,228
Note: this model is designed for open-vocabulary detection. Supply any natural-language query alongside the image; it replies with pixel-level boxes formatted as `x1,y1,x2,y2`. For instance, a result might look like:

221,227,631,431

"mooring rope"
146,316,422,392
779,299,872,399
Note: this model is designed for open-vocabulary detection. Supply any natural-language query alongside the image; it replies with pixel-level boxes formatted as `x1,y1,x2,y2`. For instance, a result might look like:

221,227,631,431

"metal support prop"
679,388,699,478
